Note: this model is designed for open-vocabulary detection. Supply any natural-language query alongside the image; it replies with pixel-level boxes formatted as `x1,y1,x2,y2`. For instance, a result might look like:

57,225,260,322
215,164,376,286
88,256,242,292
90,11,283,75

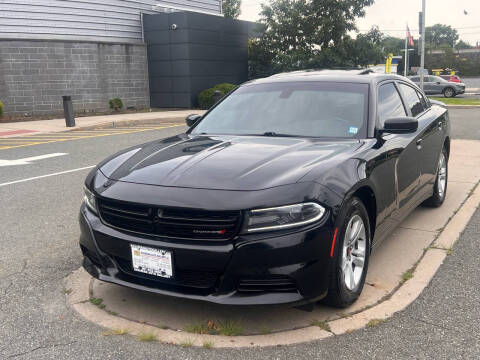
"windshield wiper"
260,131,298,137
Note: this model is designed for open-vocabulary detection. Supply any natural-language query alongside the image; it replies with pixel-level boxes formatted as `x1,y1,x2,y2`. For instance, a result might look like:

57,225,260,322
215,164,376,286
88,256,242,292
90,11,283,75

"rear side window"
377,83,407,127
416,90,429,110
398,83,424,117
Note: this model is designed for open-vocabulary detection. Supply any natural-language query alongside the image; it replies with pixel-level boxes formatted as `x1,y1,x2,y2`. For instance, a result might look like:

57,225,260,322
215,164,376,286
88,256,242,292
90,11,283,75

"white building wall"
0,0,222,43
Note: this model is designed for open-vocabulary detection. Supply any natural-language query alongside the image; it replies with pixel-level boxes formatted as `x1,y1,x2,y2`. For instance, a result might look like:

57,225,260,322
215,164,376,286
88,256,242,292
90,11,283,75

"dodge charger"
79,71,450,307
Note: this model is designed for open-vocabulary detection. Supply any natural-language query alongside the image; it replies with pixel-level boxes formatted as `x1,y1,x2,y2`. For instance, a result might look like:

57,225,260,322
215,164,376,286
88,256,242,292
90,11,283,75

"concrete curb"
446,105,480,108
65,184,480,348
66,116,188,132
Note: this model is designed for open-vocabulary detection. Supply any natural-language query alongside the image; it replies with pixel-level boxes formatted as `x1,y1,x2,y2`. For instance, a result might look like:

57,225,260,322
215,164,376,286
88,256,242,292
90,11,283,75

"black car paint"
80,73,450,305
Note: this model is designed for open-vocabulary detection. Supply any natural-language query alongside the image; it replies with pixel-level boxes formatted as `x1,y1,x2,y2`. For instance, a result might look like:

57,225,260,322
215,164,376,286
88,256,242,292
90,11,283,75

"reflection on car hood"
99,134,362,191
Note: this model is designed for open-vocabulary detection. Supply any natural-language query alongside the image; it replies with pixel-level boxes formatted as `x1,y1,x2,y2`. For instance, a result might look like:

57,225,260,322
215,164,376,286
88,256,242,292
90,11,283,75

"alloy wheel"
444,88,454,98
437,152,447,198
341,214,367,291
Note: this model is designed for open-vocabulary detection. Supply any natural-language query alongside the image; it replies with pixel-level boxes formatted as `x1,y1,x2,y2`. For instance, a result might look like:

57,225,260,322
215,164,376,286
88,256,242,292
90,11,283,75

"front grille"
115,257,219,289
97,198,241,241
238,276,298,293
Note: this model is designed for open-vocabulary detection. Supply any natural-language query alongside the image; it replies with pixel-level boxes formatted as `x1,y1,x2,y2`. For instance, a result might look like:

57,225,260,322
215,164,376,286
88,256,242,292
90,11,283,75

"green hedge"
0,101,4,117
198,83,237,109
109,98,123,110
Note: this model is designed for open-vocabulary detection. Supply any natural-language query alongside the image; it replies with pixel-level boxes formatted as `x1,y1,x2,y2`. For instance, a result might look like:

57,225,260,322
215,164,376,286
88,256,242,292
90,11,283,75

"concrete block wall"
0,40,150,116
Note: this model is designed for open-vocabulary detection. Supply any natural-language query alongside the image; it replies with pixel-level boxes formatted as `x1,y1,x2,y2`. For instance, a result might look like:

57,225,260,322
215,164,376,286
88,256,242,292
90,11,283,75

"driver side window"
378,83,407,128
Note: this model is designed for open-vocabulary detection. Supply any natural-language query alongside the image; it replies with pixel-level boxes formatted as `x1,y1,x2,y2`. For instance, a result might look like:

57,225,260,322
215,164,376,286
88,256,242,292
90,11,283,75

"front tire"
323,197,371,308
423,148,448,207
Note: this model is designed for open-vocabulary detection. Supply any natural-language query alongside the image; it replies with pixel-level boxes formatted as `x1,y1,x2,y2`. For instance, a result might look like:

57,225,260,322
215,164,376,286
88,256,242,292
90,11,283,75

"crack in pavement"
4,341,77,359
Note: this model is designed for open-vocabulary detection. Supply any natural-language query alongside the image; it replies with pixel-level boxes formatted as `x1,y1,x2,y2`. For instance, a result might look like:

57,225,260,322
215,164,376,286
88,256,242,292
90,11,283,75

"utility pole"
404,29,408,77
419,0,426,90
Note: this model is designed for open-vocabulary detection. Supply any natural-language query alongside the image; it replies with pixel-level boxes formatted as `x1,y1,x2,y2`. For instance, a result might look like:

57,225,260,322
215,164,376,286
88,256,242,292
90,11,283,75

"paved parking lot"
1,108,479,359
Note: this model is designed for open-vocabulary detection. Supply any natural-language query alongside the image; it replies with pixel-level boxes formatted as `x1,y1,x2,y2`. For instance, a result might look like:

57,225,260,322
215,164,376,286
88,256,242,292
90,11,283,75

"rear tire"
423,147,448,207
443,87,455,98
323,197,371,308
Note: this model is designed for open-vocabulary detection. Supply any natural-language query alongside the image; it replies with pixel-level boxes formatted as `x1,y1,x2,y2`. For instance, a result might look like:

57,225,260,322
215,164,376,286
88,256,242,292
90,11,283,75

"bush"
197,83,237,109
0,101,4,117
109,98,123,111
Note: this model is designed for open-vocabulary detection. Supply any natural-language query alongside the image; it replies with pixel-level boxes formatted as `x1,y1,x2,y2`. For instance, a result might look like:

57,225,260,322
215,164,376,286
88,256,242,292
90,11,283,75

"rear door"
423,76,437,94
414,89,445,196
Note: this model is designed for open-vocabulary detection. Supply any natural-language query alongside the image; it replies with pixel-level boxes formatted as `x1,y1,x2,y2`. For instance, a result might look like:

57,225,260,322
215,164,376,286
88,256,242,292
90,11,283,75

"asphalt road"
0,109,479,359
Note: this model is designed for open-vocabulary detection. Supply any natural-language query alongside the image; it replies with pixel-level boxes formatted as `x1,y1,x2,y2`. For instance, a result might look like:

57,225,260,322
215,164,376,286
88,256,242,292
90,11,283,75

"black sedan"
79,71,450,307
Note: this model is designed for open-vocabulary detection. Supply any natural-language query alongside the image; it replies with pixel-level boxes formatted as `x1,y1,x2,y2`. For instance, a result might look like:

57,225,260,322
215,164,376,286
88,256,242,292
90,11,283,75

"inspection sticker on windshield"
131,244,173,278
348,126,358,134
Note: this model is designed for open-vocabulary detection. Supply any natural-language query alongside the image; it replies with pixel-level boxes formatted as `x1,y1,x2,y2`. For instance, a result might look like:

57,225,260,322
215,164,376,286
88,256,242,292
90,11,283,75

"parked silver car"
408,75,465,98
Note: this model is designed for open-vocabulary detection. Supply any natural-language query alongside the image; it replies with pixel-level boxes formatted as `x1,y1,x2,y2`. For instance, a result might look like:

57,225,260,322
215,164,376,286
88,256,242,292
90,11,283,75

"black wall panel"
144,12,252,108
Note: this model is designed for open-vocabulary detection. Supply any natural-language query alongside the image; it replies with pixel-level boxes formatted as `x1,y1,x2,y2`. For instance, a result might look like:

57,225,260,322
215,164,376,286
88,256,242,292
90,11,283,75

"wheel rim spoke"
344,263,354,290
352,255,364,268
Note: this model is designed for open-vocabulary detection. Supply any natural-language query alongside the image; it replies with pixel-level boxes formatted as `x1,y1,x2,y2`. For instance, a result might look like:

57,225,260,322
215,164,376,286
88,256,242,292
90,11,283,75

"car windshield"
191,81,369,138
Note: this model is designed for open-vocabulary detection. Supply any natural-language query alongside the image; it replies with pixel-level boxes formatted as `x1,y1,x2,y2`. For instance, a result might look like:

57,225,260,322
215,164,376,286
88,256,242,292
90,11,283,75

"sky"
239,0,480,46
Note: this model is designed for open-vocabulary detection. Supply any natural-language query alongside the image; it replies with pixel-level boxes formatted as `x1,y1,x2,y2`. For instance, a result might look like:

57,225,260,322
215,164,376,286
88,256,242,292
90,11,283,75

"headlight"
83,186,98,214
245,202,326,233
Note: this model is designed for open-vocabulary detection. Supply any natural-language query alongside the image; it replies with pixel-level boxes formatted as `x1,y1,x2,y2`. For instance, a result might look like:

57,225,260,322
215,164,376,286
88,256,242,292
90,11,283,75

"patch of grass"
98,304,106,309
107,310,118,316
446,248,453,256
218,320,243,336
185,323,218,335
179,339,194,347
260,327,271,335
89,297,103,306
429,97,480,105
203,341,214,349
366,319,385,328
310,319,331,332
104,328,129,336
402,270,414,282
138,332,157,342
184,323,210,334
63,288,72,295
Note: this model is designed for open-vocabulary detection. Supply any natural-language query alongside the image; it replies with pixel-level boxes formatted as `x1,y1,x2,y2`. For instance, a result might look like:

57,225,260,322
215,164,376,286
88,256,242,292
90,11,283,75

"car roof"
244,69,406,86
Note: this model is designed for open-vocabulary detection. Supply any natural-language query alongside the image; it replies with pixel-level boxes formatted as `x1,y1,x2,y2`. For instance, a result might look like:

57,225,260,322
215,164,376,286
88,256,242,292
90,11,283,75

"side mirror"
436,81,441,84
185,114,202,127
380,117,418,134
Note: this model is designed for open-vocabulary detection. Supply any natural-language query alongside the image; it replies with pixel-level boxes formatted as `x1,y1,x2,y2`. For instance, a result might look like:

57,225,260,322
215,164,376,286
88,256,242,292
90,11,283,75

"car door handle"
416,139,423,150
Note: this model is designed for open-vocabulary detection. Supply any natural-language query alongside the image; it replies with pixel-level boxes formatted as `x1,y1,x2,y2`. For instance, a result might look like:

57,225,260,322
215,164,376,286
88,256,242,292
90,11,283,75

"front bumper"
79,204,335,305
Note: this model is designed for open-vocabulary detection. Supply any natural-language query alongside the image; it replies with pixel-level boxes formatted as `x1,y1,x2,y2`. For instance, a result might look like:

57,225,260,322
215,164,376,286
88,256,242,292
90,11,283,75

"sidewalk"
0,110,203,138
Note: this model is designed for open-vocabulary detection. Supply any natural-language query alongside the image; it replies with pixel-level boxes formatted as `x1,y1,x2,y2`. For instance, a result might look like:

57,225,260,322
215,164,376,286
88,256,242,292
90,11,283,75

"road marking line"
0,165,95,188
0,152,68,166
0,125,183,150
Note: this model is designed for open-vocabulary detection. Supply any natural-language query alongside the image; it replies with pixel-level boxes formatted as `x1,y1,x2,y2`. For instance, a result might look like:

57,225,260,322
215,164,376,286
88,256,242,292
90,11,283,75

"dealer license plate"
130,244,173,278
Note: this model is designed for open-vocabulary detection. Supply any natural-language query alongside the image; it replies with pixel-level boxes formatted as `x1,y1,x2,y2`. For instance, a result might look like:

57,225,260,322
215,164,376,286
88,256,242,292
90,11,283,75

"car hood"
98,134,362,191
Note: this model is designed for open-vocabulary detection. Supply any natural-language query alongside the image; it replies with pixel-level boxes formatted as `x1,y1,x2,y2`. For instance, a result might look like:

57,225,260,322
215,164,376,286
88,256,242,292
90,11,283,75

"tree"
350,26,385,66
223,0,241,19
456,40,472,49
248,0,376,77
425,24,459,48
